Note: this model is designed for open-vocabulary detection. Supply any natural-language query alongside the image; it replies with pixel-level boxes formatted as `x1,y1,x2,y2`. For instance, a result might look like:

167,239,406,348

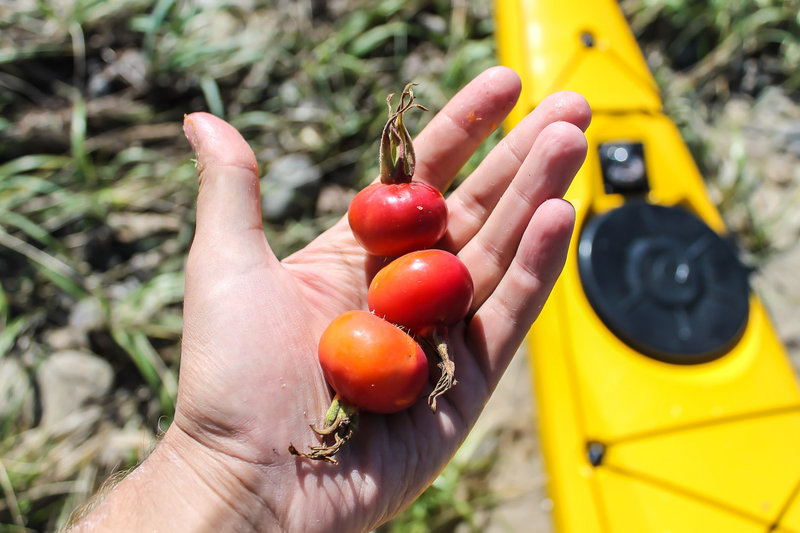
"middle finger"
459,119,587,311
442,91,590,252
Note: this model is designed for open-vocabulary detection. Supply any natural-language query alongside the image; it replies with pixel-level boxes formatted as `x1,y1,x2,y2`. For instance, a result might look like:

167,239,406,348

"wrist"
69,424,279,532
155,425,279,531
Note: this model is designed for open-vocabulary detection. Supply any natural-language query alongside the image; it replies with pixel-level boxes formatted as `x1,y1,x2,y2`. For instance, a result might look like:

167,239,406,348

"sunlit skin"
69,67,591,533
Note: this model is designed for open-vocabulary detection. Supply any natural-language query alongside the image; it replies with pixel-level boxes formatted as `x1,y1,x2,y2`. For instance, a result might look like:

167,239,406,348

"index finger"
411,66,522,191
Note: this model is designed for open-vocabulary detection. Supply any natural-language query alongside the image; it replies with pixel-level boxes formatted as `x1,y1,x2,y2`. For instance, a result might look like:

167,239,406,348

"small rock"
69,297,105,334
752,245,800,372
36,350,114,427
0,357,35,431
316,183,356,216
106,212,183,243
785,128,800,158
261,153,322,222
278,79,302,107
43,327,84,351
43,299,106,351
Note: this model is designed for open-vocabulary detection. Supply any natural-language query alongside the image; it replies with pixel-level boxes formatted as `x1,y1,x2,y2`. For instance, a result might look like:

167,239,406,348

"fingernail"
183,114,199,153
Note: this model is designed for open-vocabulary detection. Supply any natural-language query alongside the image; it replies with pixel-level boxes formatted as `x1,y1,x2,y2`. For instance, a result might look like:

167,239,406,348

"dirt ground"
472,345,553,532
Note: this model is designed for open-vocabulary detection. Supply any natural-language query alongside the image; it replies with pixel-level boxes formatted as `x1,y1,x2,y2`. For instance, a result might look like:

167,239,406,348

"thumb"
183,112,267,249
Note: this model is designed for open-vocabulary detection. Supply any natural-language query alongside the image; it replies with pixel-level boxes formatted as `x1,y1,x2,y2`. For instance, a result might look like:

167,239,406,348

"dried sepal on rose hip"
368,249,474,411
348,83,448,258
289,310,428,464
288,396,357,465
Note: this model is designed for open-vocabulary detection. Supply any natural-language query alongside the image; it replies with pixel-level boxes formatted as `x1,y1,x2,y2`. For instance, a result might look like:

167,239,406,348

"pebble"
36,350,114,427
261,153,323,222
0,357,35,430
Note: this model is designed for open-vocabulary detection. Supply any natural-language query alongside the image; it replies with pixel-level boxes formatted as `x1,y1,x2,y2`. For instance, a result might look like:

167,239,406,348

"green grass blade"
0,315,29,358
0,211,60,249
0,285,7,326
142,0,177,59
110,328,177,415
0,227,88,300
70,94,95,185
200,77,224,118
0,155,71,180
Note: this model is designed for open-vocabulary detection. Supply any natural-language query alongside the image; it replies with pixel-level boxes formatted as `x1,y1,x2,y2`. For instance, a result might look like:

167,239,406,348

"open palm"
161,67,589,533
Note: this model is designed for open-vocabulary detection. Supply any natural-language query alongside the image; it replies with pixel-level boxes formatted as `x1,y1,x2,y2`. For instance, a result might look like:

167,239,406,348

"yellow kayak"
495,1,800,531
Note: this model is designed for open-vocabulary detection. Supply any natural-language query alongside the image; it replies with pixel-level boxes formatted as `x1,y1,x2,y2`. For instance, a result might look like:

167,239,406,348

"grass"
1,0,799,531
376,429,503,533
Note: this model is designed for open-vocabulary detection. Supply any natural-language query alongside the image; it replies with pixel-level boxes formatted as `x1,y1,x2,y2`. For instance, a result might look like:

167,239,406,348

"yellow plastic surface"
596,468,768,532
495,0,661,128
495,0,800,531
605,412,800,522
779,491,800,532
530,294,603,533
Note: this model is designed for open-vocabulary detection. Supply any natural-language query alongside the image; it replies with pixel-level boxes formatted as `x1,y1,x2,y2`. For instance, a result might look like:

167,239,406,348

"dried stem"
427,329,456,412
289,396,358,465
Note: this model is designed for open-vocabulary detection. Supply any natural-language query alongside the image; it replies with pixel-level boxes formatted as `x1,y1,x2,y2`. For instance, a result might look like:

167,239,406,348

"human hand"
70,66,590,532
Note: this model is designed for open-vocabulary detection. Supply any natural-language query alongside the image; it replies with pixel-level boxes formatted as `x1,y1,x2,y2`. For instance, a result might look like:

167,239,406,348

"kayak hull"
495,1,800,531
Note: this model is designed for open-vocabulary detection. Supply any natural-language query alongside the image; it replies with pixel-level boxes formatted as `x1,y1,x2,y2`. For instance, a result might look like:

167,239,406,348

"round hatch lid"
578,203,749,364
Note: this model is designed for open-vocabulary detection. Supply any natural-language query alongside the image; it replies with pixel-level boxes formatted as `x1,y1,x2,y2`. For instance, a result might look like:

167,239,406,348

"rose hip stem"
288,395,358,465
427,327,456,412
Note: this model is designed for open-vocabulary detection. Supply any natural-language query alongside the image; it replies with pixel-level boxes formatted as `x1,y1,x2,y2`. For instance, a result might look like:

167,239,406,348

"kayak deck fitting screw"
587,441,606,466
